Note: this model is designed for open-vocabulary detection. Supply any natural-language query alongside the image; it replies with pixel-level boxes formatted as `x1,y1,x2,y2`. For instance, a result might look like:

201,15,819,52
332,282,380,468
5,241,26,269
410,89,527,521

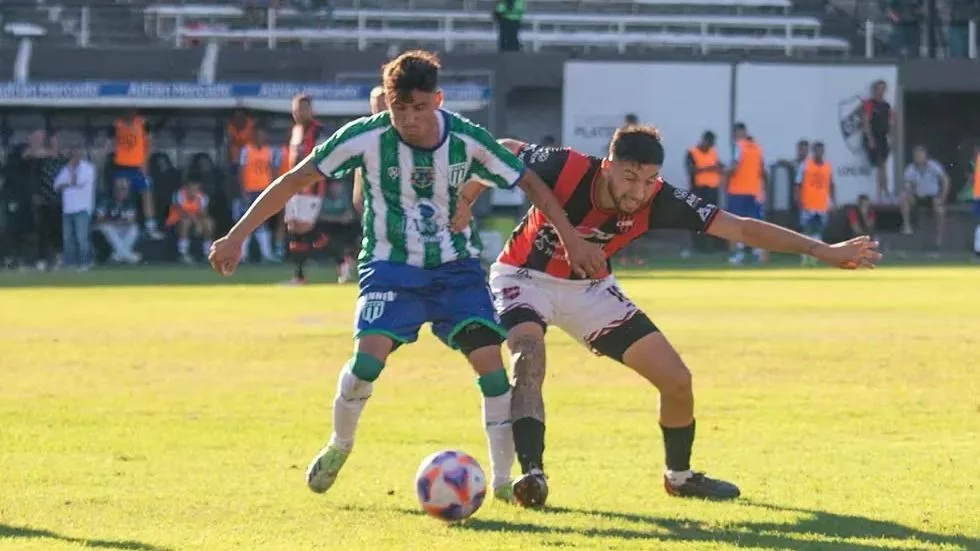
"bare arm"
227,157,321,243
707,210,824,256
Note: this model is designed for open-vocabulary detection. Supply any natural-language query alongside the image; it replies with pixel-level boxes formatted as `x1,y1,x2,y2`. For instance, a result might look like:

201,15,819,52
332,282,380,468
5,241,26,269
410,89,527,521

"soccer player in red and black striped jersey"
455,125,880,506
284,93,329,284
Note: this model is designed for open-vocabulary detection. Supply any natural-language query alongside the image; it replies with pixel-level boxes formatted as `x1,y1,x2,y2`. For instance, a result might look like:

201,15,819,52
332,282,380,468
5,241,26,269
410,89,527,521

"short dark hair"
733,122,747,132
293,93,312,105
797,139,809,147
382,50,441,103
813,141,825,148
609,124,665,165
624,113,639,125
703,131,716,143
857,194,870,201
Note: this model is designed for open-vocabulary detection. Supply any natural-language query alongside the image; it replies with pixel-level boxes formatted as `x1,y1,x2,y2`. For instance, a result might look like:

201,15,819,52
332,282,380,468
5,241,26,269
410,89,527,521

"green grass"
1,262,978,550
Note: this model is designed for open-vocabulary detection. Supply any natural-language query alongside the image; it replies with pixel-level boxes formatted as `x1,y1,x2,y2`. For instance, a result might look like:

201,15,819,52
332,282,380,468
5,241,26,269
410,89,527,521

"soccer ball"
415,449,487,521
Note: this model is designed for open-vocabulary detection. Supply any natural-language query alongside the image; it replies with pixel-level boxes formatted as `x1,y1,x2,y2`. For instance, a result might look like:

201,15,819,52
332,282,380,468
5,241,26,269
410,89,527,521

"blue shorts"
116,167,151,193
728,194,762,219
355,259,504,350
800,210,828,235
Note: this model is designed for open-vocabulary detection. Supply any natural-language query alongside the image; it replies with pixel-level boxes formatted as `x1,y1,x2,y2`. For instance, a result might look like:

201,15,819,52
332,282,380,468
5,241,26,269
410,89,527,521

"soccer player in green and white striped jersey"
208,50,605,506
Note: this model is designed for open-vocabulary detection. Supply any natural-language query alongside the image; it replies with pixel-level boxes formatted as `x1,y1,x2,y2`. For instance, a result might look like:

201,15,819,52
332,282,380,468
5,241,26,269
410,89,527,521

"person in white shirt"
53,146,96,271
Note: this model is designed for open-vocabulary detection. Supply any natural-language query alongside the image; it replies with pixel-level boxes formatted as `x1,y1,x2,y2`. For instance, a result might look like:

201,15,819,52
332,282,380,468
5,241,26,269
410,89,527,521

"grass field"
1,261,978,551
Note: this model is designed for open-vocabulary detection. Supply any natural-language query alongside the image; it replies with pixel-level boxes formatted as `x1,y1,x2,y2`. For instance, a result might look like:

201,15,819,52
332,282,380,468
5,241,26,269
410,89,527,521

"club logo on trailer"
838,95,866,156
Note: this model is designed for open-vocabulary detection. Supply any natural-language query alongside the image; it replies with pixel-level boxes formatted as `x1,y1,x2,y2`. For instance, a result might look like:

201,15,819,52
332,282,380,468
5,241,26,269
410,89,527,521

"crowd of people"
0,100,362,283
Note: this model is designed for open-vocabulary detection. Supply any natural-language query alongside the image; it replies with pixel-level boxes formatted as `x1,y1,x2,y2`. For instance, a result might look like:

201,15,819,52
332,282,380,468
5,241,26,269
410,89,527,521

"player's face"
254,129,266,146
913,148,926,164
606,160,662,214
813,145,824,160
388,89,444,144
293,100,313,124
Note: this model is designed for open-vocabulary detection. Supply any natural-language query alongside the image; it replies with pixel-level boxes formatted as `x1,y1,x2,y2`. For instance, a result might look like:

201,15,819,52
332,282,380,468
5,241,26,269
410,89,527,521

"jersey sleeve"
464,124,526,190
515,143,571,189
648,181,720,233
310,118,370,178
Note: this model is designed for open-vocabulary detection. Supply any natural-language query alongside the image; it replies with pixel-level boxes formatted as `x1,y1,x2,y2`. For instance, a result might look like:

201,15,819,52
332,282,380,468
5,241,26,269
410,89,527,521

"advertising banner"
0,82,491,115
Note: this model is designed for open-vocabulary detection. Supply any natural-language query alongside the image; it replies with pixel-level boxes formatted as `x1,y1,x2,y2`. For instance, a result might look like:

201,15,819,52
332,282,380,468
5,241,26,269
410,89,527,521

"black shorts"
915,195,938,210
864,138,890,166
321,222,360,260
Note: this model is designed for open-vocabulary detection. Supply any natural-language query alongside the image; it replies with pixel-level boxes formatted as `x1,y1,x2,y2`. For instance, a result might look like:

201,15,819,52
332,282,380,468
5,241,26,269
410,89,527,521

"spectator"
796,141,836,266
494,0,524,52
237,127,281,263
24,130,64,271
53,144,96,271
847,194,878,240
863,80,894,202
112,109,164,240
793,139,810,173
887,0,924,57
165,179,214,264
226,108,255,175
728,122,768,264
685,130,724,254
900,145,949,249
96,178,142,264
1,143,31,269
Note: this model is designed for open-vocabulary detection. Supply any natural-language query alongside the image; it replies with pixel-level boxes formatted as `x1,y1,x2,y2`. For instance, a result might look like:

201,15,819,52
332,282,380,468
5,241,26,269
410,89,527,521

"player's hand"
812,236,881,270
564,235,606,278
209,235,243,276
451,199,473,233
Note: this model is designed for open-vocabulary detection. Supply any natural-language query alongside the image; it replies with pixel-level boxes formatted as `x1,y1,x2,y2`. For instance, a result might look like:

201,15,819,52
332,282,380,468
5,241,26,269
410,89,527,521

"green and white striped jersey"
311,109,525,269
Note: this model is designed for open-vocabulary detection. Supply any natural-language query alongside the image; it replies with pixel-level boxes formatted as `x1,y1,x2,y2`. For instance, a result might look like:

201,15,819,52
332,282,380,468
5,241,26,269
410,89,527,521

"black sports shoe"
664,472,740,500
512,469,549,508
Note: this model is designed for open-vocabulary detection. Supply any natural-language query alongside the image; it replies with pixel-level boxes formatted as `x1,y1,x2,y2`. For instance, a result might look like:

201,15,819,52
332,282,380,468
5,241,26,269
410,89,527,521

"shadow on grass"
451,501,978,550
0,524,171,550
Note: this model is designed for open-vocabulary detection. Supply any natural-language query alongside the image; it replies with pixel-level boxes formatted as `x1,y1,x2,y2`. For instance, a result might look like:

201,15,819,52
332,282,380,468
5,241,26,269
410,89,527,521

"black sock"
289,234,308,279
513,417,545,474
660,419,696,472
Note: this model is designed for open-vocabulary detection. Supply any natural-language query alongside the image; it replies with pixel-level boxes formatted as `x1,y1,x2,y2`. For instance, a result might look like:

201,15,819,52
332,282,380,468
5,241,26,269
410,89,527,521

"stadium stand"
1,0,854,56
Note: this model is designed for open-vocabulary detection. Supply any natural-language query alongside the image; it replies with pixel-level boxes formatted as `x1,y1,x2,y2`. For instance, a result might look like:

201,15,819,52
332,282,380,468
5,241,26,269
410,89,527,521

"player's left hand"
209,235,243,276
813,235,881,269
451,199,473,233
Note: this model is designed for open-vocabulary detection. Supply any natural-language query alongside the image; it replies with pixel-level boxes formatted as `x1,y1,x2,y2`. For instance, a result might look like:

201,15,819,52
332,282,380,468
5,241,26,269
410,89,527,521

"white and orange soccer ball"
415,449,487,521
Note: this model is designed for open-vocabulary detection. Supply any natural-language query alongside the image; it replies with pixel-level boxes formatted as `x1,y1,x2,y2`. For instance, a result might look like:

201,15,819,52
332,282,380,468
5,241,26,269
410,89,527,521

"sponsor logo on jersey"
616,216,634,232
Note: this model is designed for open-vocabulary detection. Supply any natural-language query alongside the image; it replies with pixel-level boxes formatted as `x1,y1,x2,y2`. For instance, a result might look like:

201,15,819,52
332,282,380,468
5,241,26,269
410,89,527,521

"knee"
510,335,546,387
660,365,693,400
339,352,385,400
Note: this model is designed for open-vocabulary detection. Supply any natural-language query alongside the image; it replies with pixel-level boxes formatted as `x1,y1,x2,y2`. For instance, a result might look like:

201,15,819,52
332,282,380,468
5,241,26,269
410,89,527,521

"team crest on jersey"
361,301,385,323
387,166,400,180
448,162,468,188
411,167,435,189
616,216,634,232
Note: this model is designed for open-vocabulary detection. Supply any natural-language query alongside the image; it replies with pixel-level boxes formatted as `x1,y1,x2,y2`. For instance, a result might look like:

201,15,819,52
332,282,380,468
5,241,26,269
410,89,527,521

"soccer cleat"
663,471,740,500
493,484,515,504
512,469,549,508
306,444,351,494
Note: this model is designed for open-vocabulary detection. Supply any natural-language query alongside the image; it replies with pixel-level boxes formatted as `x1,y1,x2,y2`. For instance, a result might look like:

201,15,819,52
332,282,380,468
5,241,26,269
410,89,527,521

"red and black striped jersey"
497,142,720,280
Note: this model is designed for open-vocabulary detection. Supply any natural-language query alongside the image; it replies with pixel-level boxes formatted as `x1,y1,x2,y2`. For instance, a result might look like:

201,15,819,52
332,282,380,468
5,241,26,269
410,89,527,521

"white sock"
482,389,516,490
329,369,372,451
256,228,273,259
177,238,190,255
666,469,693,487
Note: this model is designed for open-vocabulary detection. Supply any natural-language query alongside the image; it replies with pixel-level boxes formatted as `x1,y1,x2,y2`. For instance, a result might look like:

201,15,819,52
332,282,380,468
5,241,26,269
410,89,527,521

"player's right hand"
813,235,881,269
564,236,606,279
209,235,243,276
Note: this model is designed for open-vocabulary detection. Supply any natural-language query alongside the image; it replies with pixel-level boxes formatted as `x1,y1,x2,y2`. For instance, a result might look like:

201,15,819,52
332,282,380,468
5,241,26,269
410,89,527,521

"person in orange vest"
685,130,724,254
227,108,255,172
796,141,836,266
165,179,214,264
113,109,164,240
237,126,282,263
726,122,767,264
972,145,980,256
